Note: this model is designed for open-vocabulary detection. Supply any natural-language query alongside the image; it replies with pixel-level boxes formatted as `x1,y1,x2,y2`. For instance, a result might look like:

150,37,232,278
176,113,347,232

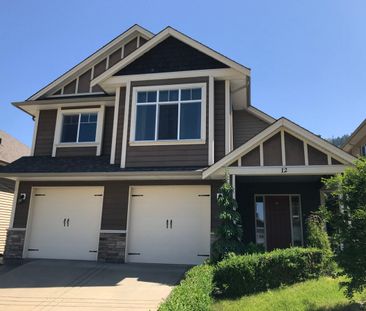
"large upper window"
132,84,205,143
61,112,98,143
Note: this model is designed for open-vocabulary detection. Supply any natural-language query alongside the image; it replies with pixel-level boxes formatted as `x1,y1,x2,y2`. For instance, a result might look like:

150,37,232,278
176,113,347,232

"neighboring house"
342,119,366,157
0,25,356,264
0,130,30,254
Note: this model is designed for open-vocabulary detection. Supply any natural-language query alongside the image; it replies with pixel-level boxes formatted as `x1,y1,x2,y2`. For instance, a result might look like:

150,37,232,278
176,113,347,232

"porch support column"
231,174,236,199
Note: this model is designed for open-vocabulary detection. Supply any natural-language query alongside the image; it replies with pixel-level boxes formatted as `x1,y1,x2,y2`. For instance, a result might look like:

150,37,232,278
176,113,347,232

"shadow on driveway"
0,259,188,288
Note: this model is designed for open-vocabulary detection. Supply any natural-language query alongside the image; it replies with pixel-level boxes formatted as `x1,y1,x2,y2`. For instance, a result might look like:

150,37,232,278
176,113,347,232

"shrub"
159,264,214,311
214,247,326,298
306,208,336,275
323,158,366,297
211,181,244,263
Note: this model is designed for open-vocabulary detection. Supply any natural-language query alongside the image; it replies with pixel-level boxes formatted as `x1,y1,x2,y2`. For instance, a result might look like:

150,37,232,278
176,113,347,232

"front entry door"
265,196,292,251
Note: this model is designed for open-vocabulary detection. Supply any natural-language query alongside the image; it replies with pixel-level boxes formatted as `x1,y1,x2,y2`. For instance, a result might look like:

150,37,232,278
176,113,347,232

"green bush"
214,247,326,298
323,158,366,297
211,181,244,263
306,209,336,275
159,264,214,311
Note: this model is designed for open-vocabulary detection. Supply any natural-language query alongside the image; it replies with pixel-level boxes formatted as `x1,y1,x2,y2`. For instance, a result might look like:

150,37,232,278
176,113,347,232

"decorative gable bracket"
203,118,356,179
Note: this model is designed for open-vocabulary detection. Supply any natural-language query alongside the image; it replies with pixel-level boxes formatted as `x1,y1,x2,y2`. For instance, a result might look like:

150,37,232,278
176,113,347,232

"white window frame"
53,107,105,156
129,83,207,146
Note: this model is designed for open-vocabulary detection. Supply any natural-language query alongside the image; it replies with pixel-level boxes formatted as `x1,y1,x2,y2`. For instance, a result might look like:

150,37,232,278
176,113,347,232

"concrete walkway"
0,260,187,311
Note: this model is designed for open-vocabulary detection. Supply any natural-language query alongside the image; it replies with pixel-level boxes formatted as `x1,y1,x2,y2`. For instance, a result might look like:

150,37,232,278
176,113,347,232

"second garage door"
25,187,104,261
127,185,211,265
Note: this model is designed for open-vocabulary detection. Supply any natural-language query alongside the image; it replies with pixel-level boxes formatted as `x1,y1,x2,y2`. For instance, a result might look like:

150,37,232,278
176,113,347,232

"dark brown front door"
265,196,292,251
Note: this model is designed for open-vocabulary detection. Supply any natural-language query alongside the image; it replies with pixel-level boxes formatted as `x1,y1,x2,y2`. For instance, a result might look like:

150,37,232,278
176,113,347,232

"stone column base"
4,229,25,260
98,232,126,263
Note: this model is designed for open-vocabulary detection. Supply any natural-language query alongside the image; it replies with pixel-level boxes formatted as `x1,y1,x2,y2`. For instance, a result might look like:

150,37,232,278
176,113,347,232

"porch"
235,175,324,250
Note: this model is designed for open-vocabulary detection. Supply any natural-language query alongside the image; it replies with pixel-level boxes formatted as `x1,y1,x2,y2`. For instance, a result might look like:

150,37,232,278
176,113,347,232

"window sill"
56,142,100,148
129,139,206,147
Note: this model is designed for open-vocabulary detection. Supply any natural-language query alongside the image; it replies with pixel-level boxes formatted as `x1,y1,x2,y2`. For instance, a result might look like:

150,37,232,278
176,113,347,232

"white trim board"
28,25,154,101
91,26,250,88
203,117,357,179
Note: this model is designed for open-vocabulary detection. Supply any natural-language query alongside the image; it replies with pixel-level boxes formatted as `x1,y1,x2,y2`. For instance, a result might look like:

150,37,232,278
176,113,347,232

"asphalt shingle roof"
0,156,204,174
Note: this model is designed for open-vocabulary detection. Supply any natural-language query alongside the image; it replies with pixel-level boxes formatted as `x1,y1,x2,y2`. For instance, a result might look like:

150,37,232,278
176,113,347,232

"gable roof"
91,26,251,88
203,117,356,179
28,24,154,101
342,118,366,152
0,130,30,165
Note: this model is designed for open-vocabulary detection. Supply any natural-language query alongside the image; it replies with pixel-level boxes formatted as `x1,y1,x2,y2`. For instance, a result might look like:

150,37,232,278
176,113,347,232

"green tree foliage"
327,134,350,148
211,180,243,263
306,207,336,274
323,158,366,297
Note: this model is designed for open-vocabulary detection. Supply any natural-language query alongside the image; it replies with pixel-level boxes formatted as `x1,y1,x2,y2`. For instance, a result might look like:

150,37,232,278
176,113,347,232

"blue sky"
1,0,365,146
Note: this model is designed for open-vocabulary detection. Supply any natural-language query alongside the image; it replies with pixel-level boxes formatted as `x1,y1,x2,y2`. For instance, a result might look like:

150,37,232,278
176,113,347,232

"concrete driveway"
0,260,187,311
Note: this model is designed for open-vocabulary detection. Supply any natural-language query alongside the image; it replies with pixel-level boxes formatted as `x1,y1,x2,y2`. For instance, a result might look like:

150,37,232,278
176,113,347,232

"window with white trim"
61,112,98,143
132,84,205,143
361,144,366,157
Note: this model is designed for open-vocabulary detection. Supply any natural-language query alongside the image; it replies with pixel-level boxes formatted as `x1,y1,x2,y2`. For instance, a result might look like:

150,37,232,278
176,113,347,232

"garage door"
25,187,103,261
127,186,211,265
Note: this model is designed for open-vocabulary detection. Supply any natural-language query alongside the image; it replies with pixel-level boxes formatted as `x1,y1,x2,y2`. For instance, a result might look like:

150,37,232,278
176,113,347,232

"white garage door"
25,187,103,261
127,185,211,265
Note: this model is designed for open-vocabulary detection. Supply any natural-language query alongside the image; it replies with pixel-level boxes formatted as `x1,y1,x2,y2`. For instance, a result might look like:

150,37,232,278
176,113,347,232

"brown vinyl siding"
101,106,114,156
285,132,305,165
242,146,260,166
308,145,328,165
125,77,209,168
109,48,122,67
13,180,219,231
331,158,342,165
92,59,107,93
114,87,126,165
263,133,282,166
233,109,269,148
77,69,92,93
55,147,97,157
63,80,77,94
123,37,138,57
34,110,57,156
214,81,225,162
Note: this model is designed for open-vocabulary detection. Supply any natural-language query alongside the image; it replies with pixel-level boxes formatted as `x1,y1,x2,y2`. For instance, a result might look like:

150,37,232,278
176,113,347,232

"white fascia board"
99,68,242,90
27,25,154,101
226,165,349,177
0,171,203,181
91,27,250,88
281,118,357,164
203,119,283,178
13,97,115,116
203,117,357,179
247,106,276,123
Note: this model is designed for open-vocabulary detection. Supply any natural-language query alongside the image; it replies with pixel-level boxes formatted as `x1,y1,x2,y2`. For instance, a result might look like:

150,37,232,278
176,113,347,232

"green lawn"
212,277,366,311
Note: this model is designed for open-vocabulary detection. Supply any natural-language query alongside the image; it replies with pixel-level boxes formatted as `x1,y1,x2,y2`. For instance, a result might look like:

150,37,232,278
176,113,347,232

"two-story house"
0,25,356,265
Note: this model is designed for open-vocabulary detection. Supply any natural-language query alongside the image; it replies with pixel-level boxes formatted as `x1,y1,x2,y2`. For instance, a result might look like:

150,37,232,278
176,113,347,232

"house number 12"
281,167,288,173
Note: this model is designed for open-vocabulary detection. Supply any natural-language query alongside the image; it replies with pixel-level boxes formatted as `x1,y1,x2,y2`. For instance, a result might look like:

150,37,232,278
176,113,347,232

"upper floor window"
131,83,206,145
361,144,366,157
61,112,98,143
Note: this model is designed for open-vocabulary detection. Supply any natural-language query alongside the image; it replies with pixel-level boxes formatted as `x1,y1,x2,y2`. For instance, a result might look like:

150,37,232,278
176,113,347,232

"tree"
211,180,243,263
323,158,366,297
327,134,350,148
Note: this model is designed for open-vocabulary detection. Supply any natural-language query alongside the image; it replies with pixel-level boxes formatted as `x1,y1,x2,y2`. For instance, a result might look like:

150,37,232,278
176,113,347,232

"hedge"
159,264,214,311
214,247,326,298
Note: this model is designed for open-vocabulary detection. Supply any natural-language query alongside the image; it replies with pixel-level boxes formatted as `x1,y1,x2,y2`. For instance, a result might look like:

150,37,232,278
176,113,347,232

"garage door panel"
127,186,210,265
26,187,103,261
